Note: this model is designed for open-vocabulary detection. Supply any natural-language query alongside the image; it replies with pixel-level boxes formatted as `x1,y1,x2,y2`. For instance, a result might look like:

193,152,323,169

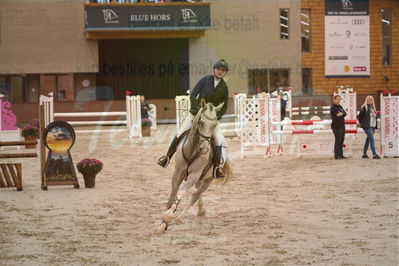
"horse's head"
197,99,224,139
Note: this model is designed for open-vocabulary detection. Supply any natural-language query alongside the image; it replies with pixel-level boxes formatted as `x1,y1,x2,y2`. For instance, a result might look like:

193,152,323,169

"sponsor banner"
85,4,210,30
325,0,370,77
381,96,399,157
258,97,269,146
269,98,281,144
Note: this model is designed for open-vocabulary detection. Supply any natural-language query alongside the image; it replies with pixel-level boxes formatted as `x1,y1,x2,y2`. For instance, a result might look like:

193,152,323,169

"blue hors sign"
85,4,211,31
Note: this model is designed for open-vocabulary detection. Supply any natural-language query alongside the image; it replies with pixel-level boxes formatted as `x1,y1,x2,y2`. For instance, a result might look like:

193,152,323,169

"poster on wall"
325,0,370,78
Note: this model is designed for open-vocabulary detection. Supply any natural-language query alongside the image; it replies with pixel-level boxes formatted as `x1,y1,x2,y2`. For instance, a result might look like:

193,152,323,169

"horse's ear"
200,98,207,110
215,102,224,113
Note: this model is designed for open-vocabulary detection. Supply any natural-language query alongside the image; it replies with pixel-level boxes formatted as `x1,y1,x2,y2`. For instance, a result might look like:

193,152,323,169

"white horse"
156,99,233,234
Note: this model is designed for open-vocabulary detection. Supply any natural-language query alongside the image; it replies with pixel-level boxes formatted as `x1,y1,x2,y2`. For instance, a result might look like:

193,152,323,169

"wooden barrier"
0,140,38,191
40,94,145,138
0,163,22,191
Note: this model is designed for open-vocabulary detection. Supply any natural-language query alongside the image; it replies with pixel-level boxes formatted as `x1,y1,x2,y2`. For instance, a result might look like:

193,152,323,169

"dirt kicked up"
0,125,397,265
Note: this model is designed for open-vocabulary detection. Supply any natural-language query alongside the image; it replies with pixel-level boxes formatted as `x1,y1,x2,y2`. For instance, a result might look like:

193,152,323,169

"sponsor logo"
345,30,351,39
330,45,344,49
344,65,350,72
355,45,367,49
329,32,342,37
329,56,348,60
354,32,367,37
352,55,366,60
352,19,365,25
342,0,354,10
181,8,197,23
353,66,367,71
102,9,119,24
349,44,354,50
330,18,349,25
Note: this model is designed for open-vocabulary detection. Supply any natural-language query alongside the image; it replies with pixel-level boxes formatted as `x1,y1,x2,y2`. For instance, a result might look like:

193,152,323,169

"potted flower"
21,125,39,148
141,118,152,137
76,158,103,188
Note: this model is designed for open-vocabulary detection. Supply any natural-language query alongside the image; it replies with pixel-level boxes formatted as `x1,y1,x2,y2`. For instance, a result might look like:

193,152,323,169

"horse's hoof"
197,210,206,217
162,214,174,224
174,217,183,225
154,223,167,235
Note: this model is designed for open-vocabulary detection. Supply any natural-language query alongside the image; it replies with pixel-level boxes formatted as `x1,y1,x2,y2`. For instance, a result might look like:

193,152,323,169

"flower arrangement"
76,158,103,176
21,125,39,137
141,118,152,127
31,118,40,128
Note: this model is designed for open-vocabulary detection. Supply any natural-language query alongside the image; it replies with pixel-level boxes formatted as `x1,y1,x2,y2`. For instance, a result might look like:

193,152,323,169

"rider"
157,59,229,178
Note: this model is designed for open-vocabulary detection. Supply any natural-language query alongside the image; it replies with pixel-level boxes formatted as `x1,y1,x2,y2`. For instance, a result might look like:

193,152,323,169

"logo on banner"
342,0,353,10
352,19,365,25
329,56,348,60
329,32,342,37
331,45,345,49
102,9,119,24
352,55,366,60
353,66,367,72
345,30,351,39
344,65,350,72
181,9,197,23
354,32,367,37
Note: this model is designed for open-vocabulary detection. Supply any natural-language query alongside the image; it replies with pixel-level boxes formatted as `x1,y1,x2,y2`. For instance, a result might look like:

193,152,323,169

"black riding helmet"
213,59,229,71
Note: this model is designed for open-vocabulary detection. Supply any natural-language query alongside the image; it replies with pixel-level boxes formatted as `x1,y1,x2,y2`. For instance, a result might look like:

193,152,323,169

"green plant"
77,158,103,175
21,125,39,137
142,118,152,127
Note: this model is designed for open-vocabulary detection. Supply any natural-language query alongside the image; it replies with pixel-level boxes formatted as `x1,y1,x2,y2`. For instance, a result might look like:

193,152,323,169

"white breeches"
177,114,223,146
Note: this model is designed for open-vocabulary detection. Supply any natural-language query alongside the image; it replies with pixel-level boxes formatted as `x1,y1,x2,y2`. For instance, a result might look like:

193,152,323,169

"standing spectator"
140,95,151,119
279,91,287,120
357,96,381,159
330,95,347,159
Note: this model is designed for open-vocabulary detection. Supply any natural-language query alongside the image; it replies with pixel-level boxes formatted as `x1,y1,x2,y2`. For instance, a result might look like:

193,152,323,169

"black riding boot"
213,145,225,178
157,136,179,168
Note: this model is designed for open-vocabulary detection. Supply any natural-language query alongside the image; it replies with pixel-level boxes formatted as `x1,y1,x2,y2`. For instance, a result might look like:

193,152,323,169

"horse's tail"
214,160,234,185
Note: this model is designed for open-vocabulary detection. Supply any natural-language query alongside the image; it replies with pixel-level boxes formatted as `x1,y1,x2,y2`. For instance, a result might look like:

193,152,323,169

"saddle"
177,130,218,180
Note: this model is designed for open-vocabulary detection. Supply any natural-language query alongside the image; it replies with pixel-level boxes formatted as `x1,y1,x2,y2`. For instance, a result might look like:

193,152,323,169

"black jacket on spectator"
330,103,347,129
189,75,228,120
357,105,378,129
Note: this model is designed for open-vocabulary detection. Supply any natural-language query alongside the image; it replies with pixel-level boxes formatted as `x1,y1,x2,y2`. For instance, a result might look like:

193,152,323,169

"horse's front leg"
156,172,199,234
166,168,186,210
175,177,213,224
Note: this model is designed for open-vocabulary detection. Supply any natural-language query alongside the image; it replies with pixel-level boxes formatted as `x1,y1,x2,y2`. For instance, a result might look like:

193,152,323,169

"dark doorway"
97,39,189,100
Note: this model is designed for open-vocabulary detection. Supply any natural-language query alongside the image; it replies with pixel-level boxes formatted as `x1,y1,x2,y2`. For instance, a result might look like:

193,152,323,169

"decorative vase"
83,174,96,188
142,126,151,137
24,135,37,149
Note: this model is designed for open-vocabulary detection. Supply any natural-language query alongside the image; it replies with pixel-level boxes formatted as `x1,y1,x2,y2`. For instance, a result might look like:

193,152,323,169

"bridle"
198,111,217,140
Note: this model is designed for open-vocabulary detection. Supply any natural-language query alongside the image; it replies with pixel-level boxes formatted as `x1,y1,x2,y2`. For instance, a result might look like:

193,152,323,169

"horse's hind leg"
197,195,206,216
175,177,213,224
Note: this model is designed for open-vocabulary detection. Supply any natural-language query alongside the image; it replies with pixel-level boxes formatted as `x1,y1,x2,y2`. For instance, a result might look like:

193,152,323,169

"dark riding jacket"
330,103,347,129
189,75,229,120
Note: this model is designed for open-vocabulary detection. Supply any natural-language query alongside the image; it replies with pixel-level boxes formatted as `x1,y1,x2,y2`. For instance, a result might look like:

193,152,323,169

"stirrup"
157,156,170,168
